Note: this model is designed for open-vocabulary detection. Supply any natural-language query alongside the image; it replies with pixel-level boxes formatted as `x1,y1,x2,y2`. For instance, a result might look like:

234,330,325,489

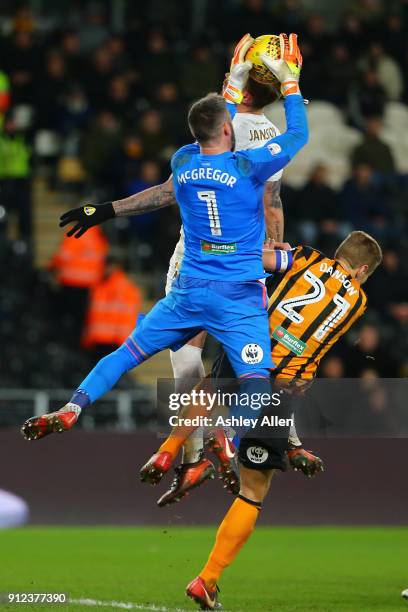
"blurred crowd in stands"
0,0,407,398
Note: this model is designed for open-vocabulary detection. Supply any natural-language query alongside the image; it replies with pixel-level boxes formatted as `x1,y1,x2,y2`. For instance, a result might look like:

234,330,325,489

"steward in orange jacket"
81,267,142,351
50,226,108,289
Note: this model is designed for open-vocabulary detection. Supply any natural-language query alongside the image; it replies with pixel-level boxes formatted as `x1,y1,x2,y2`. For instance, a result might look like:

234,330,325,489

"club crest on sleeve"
267,143,282,156
84,206,96,216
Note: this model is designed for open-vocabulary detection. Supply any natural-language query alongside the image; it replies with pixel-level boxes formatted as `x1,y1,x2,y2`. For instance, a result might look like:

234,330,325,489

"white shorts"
165,230,185,295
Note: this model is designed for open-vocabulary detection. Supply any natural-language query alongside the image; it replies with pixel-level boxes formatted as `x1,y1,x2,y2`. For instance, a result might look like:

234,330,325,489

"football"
245,34,281,88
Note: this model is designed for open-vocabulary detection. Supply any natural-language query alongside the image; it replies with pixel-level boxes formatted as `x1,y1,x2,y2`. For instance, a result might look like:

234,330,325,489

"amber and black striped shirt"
266,245,367,383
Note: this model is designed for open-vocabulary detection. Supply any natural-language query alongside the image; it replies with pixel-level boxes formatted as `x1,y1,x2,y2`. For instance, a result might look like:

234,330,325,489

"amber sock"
157,435,186,460
199,495,262,589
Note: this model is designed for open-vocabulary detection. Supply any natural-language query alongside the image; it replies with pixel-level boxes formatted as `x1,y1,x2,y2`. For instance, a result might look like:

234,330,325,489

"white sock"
170,344,205,464
182,428,204,464
63,403,82,416
288,414,302,448
170,344,205,388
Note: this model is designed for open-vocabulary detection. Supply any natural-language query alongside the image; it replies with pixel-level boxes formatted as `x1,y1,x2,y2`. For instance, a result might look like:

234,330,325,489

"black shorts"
211,348,235,379
211,349,293,471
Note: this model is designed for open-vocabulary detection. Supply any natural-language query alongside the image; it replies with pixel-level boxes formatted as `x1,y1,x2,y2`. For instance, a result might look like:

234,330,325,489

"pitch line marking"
70,598,190,612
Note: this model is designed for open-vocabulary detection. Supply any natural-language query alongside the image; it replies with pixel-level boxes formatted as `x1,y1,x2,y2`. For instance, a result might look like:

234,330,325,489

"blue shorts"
131,275,274,377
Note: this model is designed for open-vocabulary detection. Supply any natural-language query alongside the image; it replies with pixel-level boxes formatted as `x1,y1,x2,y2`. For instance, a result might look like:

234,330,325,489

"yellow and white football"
245,34,281,88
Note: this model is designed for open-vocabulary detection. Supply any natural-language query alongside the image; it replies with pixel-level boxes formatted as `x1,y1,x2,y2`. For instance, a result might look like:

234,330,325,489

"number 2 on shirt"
277,269,351,339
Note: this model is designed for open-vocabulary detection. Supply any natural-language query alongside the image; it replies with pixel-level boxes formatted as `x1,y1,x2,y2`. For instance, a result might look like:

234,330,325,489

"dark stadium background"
0,0,407,527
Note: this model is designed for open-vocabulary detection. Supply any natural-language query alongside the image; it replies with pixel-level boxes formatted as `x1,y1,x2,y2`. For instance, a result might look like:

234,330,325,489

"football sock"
182,428,204,463
158,426,204,461
158,436,184,460
71,341,144,405
170,345,205,384
288,413,302,447
161,345,205,461
199,495,262,588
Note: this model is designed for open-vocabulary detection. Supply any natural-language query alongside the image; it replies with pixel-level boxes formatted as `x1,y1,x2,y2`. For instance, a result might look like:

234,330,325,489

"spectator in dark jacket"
340,163,391,233
346,324,398,377
297,164,345,253
349,69,386,127
4,31,40,105
351,117,395,174
364,249,408,326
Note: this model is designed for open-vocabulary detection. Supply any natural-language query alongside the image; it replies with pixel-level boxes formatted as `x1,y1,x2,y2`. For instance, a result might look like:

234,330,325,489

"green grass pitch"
0,527,407,611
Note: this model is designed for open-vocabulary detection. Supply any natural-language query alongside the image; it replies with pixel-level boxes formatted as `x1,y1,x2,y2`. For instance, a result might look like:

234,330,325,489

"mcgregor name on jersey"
177,167,237,188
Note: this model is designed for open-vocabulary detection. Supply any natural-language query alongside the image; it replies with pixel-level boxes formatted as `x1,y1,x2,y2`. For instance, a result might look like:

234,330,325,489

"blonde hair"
335,231,382,277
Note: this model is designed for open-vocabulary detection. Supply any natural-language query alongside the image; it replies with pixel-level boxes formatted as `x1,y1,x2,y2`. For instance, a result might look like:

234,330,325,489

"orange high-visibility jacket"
81,269,142,348
50,226,108,288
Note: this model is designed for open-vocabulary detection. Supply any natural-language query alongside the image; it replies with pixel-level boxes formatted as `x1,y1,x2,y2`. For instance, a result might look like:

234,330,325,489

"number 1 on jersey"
198,190,222,236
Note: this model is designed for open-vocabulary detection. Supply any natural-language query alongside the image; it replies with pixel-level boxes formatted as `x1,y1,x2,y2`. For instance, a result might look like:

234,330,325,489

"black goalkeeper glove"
59,202,115,238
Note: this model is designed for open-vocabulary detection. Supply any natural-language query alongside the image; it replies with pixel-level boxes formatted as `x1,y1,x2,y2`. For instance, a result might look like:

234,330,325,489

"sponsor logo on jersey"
272,325,306,356
84,206,96,216
241,343,264,364
247,445,269,464
267,143,282,156
201,241,237,255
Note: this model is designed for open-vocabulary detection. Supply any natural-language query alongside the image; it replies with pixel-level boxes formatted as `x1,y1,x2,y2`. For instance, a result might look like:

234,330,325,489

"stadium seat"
380,121,408,173
383,102,408,131
34,130,61,158
57,156,86,183
12,104,34,130
304,101,343,127
264,100,359,187
313,125,361,157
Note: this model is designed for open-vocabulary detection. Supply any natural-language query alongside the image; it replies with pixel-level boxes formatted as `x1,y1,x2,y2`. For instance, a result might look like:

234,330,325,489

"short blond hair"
335,231,382,277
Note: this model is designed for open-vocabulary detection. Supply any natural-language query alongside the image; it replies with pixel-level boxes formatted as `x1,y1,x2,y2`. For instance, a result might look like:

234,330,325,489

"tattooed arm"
113,175,177,216
263,179,284,242
59,176,177,237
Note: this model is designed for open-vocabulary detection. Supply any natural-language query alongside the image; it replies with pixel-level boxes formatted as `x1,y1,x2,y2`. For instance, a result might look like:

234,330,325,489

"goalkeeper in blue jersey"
22,34,308,441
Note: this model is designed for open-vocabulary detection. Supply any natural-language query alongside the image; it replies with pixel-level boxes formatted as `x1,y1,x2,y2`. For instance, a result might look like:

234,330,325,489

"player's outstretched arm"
113,175,176,216
261,32,307,154
59,175,176,238
239,34,308,183
223,33,254,105
261,32,303,98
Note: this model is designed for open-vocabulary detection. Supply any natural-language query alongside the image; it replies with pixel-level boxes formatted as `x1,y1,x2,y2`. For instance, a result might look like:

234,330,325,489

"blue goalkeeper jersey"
171,94,308,281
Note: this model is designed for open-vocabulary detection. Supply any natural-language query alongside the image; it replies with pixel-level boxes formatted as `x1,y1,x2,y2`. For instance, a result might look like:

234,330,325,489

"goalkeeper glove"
59,202,115,238
223,33,254,104
261,33,303,97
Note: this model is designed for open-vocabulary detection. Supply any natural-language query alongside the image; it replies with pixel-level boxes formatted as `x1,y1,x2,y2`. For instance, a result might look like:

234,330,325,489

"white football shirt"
232,112,283,182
